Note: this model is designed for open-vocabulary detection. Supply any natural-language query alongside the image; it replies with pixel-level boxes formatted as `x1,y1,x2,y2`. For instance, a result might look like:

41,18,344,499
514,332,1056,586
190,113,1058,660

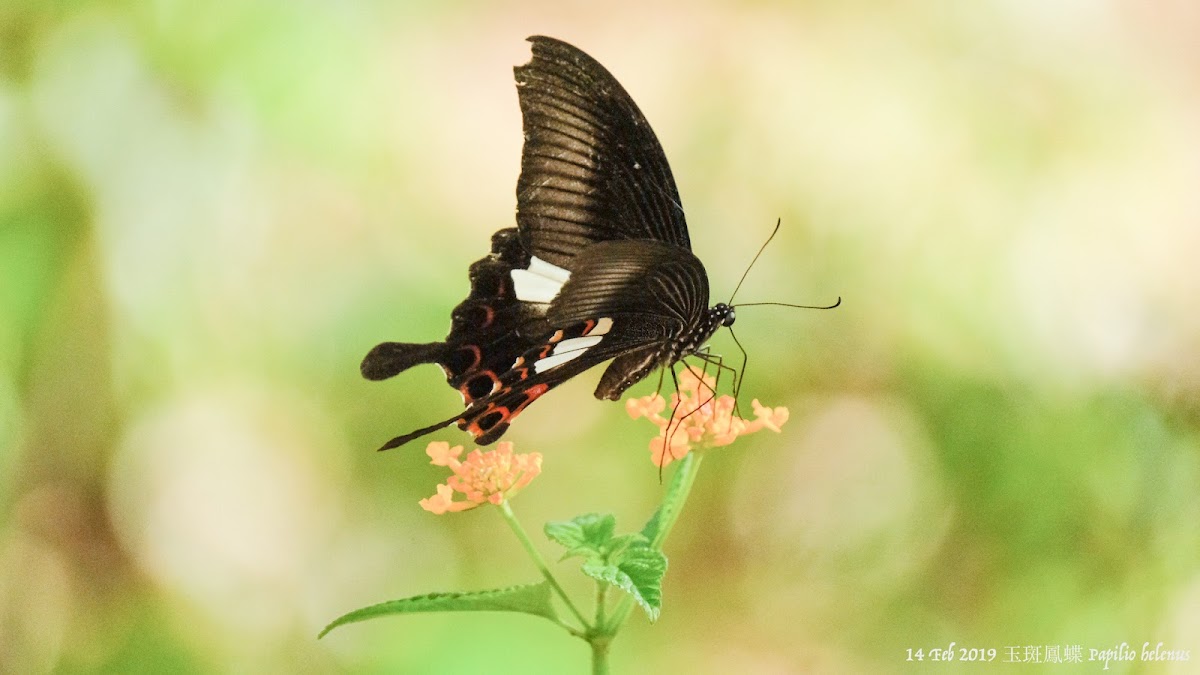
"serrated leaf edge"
319,581,558,638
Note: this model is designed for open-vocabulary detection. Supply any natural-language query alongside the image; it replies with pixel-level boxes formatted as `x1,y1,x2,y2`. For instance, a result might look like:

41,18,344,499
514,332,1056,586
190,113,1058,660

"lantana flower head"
626,370,789,467
418,441,542,514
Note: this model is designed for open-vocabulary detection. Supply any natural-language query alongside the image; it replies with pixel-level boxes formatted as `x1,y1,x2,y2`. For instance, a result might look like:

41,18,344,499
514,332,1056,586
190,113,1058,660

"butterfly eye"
722,308,736,327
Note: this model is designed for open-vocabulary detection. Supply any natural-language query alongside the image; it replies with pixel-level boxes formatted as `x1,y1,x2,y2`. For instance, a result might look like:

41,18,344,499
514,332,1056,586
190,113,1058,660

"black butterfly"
363,36,738,451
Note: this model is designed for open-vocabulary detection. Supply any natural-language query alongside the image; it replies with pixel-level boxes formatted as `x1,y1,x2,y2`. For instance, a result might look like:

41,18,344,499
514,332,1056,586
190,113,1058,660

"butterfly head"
713,302,736,328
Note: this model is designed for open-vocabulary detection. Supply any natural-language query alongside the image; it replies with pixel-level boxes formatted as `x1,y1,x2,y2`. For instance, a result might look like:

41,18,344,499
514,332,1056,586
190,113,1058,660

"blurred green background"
3,0,1199,673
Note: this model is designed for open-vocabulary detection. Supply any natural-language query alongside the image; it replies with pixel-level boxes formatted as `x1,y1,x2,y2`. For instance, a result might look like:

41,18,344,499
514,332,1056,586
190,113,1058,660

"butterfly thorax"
592,302,733,402
674,302,735,359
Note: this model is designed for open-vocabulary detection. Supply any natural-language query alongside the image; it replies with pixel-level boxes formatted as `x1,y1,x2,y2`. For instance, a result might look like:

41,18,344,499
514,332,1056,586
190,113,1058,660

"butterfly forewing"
515,36,692,268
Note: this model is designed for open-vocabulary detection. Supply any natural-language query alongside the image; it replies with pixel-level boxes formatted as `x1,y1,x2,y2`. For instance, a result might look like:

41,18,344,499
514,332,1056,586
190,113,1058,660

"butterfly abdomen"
594,346,664,401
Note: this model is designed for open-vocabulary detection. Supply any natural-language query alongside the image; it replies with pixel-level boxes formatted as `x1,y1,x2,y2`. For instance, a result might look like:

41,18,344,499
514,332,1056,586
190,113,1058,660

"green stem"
591,636,611,675
603,452,705,631
595,581,608,629
497,501,590,632
651,452,705,548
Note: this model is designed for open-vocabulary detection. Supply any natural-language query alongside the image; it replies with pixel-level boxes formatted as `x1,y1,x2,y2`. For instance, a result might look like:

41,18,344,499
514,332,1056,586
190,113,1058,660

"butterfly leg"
659,363,688,478
692,349,743,421
684,355,748,437
656,361,719,477
680,360,719,412
663,359,722,455
692,347,737,392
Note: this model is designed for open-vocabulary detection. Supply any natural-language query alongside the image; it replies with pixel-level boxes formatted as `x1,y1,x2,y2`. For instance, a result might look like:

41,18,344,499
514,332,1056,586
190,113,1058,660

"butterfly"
363,35,740,451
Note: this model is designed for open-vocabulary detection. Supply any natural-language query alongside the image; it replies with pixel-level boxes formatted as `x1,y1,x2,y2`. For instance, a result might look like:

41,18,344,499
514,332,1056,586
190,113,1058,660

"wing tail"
377,413,462,451
361,342,446,381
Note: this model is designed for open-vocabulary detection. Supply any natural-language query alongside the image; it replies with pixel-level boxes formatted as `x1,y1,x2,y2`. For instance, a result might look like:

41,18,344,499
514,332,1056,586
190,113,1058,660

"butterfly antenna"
733,298,842,310
727,218,781,305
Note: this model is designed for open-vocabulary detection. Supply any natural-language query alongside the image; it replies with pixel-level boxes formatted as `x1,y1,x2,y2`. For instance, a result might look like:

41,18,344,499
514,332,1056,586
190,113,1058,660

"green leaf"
545,513,616,560
606,532,649,558
583,545,667,622
318,582,558,638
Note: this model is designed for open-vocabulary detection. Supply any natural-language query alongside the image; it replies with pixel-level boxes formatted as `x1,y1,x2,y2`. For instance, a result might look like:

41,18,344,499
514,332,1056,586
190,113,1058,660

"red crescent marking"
466,384,551,438
459,370,501,403
462,345,482,370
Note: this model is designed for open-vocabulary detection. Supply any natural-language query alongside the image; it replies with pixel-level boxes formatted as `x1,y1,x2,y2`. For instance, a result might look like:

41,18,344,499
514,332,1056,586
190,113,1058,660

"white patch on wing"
591,317,613,335
511,256,571,303
533,335,603,373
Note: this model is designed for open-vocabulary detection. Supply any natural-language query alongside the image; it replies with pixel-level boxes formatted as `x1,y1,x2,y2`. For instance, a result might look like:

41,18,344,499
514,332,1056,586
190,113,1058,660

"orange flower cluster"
418,441,543,514
626,370,789,467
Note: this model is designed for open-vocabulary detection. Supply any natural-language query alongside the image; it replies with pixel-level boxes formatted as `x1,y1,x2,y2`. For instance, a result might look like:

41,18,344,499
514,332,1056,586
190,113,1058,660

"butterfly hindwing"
361,228,551,407
457,318,623,443
377,316,631,450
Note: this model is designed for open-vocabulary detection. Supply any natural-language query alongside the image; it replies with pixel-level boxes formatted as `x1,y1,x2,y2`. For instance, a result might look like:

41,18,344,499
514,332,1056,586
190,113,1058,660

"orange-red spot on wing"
513,383,550,415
